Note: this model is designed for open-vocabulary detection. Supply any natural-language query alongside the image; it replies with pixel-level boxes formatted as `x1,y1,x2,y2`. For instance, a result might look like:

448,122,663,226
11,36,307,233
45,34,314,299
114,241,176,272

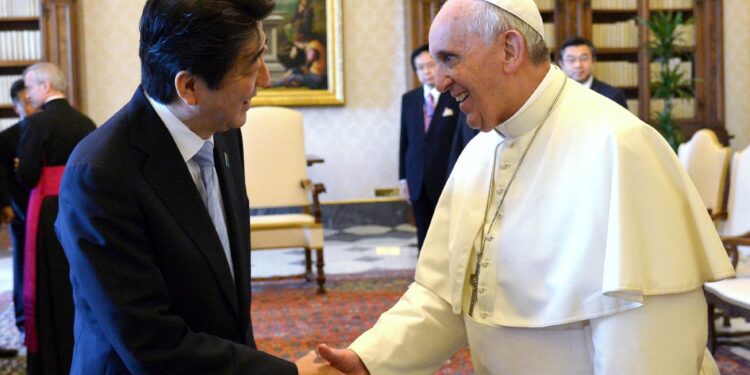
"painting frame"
253,0,344,106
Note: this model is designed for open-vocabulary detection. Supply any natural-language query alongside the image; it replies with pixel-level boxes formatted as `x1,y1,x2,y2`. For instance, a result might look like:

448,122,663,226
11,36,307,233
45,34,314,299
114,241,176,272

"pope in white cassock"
318,0,735,374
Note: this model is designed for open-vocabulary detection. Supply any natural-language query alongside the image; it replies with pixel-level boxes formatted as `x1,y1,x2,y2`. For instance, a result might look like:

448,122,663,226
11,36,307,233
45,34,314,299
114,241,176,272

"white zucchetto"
481,0,545,41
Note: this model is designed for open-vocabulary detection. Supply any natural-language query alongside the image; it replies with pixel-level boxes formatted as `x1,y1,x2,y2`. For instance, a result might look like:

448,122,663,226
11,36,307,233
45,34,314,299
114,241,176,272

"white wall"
78,0,407,202
298,1,406,202
723,0,750,151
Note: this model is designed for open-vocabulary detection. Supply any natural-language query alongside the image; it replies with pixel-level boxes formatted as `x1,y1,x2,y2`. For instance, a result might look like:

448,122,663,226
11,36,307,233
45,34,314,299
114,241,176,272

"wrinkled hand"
317,344,369,375
295,350,345,375
0,206,13,225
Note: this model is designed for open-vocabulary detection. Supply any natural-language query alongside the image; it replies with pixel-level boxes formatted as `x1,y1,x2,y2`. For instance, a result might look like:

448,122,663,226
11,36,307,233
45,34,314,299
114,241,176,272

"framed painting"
253,0,344,106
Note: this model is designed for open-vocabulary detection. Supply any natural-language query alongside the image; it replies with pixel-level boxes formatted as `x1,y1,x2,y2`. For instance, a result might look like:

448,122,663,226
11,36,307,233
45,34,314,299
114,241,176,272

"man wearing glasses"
558,36,628,109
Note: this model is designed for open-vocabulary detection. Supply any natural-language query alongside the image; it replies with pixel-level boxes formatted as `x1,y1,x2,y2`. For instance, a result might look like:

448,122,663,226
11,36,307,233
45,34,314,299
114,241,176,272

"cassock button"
480,312,489,319
501,163,511,170
486,235,494,242
481,261,489,268
479,286,487,293
496,187,505,195
507,140,515,148
497,212,503,219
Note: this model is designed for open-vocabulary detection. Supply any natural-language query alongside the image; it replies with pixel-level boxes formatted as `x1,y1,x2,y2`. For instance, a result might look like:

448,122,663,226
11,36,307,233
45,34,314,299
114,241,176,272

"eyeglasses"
562,55,592,64
415,62,436,71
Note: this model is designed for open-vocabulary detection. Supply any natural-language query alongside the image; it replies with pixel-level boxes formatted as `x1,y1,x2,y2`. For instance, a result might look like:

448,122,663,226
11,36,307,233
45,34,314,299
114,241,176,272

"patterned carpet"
0,272,744,373
251,269,473,374
251,270,750,375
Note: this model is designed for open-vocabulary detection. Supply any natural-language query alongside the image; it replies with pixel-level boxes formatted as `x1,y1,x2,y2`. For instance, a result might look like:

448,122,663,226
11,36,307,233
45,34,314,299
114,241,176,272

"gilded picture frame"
253,0,344,106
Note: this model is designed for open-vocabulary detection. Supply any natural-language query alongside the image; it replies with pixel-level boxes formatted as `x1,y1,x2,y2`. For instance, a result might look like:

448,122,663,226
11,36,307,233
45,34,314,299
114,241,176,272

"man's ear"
40,80,52,94
500,30,526,73
174,70,198,106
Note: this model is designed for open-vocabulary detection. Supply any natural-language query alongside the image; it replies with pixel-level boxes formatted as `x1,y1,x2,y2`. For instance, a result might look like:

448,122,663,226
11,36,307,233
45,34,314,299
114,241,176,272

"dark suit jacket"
56,88,297,374
446,112,478,178
399,88,460,203
0,123,29,217
590,78,628,109
16,98,97,189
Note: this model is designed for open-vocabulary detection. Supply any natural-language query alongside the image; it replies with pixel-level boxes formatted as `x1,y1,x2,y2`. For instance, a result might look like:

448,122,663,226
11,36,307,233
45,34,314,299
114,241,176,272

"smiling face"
193,28,270,135
429,1,510,132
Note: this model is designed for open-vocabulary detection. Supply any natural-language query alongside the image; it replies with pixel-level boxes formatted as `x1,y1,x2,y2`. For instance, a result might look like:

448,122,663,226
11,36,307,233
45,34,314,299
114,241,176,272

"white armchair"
677,129,731,220
241,106,327,294
703,144,750,352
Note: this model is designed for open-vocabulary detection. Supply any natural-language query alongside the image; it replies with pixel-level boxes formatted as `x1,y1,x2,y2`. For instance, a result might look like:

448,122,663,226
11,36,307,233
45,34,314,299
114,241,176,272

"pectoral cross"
468,269,481,316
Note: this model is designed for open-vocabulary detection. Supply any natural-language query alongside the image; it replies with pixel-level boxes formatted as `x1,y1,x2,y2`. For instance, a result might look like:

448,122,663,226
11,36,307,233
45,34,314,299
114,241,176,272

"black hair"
139,0,275,103
410,44,430,72
558,36,597,62
10,79,25,103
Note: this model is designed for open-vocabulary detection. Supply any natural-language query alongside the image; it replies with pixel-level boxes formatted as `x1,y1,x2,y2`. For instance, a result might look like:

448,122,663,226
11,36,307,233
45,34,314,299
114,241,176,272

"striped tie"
424,93,436,132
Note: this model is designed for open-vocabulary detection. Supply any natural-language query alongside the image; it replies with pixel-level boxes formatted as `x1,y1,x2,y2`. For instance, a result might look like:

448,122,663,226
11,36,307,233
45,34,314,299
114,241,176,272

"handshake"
295,344,369,375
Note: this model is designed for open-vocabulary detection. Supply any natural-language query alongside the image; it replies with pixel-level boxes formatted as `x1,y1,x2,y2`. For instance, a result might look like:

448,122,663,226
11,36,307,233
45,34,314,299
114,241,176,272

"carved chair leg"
304,248,313,282
315,248,326,295
722,314,731,327
708,302,717,354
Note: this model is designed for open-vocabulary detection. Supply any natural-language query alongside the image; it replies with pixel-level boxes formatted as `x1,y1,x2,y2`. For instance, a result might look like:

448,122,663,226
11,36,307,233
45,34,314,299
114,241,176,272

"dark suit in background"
446,112,478,177
56,88,296,374
400,89,459,250
17,98,96,375
0,123,29,335
591,78,628,109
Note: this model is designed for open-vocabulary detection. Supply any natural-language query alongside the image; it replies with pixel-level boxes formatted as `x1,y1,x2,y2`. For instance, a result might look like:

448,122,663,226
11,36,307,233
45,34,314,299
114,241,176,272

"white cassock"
349,66,735,375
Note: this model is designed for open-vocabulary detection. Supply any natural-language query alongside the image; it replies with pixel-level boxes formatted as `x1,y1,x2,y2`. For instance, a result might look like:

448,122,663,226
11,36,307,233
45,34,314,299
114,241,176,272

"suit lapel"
590,78,602,93
409,92,426,141
128,89,240,317
213,132,249,319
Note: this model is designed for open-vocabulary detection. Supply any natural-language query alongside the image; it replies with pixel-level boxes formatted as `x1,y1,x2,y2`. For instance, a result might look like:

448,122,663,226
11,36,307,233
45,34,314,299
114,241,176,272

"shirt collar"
145,93,213,163
495,65,566,139
44,95,65,104
423,85,439,102
581,75,594,89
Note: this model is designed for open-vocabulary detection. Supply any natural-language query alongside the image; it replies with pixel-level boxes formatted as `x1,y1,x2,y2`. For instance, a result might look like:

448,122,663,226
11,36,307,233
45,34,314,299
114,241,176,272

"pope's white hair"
456,0,550,64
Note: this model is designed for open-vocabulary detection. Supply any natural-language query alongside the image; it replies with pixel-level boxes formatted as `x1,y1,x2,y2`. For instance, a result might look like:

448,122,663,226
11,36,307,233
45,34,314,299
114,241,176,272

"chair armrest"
301,179,327,222
721,235,750,247
720,234,750,270
710,210,728,221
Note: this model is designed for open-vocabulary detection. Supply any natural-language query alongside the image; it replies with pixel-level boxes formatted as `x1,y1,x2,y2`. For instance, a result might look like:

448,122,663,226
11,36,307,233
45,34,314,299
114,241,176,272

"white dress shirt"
145,94,233,277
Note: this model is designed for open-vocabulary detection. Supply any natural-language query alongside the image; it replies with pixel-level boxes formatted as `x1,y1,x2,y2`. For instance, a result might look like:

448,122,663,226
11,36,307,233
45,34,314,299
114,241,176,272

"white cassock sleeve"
348,281,468,375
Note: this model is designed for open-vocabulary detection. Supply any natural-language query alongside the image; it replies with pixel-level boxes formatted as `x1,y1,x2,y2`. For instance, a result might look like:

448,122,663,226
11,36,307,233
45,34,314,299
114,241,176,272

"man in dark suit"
0,79,37,358
55,1,341,374
18,62,97,374
558,36,628,109
446,112,478,177
400,44,460,251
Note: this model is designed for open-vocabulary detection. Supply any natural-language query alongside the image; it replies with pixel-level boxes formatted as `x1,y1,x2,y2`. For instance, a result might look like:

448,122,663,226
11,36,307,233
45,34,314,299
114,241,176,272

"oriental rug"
0,271,745,373
251,270,750,375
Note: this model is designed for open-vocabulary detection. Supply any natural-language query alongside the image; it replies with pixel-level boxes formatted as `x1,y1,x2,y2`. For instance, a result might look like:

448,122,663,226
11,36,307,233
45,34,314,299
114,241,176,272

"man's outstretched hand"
317,344,370,375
